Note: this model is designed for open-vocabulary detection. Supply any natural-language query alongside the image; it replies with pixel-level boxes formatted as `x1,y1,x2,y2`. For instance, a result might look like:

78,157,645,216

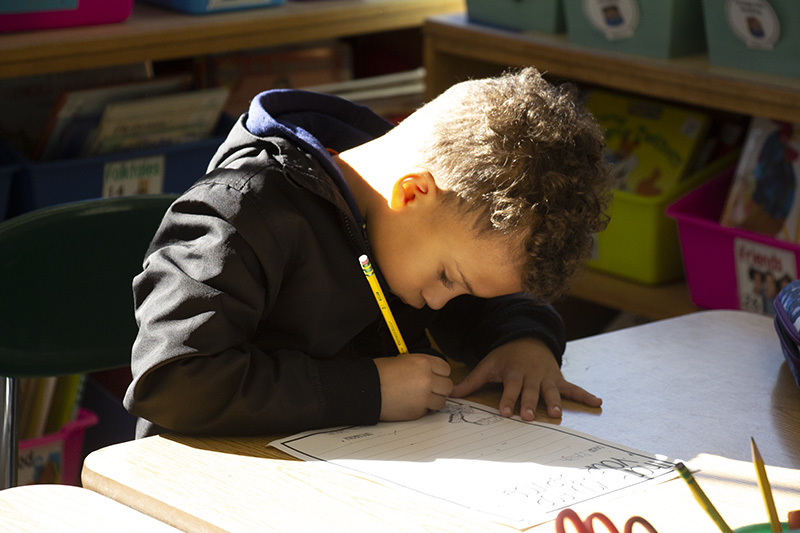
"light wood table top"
0,483,181,532
82,310,800,532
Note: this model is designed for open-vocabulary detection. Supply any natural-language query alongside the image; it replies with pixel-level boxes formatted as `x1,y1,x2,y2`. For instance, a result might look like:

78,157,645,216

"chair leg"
0,377,18,489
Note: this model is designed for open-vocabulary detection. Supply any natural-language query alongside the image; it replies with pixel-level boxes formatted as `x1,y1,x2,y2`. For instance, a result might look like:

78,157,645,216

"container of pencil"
734,524,795,532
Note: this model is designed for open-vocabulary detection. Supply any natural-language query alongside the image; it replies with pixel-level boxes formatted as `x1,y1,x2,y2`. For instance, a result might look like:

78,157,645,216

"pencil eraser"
359,254,369,266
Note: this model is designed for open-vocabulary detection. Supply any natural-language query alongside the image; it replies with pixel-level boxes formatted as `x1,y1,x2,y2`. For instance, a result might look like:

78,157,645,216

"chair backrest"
0,194,178,378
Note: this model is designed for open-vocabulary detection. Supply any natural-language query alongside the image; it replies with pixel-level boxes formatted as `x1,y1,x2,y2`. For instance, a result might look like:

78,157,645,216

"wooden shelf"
569,270,699,321
424,13,800,123
0,0,465,79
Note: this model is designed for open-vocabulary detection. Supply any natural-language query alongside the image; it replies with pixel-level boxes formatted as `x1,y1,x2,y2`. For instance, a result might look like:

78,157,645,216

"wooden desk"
0,484,181,532
82,310,800,532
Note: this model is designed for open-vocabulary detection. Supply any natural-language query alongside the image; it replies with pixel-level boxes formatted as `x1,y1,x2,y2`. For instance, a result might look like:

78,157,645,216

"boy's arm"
429,294,600,419
123,192,382,437
428,293,566,365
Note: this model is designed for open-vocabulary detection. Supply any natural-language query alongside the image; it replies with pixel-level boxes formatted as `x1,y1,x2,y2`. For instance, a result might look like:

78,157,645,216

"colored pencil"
675,462,733,533
751,438,782,533
359,254,408,354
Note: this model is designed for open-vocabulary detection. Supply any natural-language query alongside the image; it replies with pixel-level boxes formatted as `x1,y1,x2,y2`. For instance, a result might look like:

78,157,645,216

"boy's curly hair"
407,67,611,302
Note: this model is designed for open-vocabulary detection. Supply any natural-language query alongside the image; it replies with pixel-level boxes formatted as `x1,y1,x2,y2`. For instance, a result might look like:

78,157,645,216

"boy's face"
370,174,524,310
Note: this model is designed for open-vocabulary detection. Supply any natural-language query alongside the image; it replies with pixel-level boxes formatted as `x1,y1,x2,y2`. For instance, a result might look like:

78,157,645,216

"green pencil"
675,462,733,533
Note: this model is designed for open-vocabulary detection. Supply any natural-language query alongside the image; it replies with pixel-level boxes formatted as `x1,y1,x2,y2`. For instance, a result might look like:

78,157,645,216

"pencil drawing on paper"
441,402,502,426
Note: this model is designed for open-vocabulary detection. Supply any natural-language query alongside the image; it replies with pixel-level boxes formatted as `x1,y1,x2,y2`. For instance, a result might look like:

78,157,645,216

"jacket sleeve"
123,184,381,437
427,293,566,366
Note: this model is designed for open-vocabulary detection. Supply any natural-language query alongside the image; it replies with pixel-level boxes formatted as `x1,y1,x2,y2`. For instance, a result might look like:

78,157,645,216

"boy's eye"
439,270,455,290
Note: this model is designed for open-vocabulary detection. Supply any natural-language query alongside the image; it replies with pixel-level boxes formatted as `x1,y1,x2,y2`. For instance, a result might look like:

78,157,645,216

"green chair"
0,194,177,489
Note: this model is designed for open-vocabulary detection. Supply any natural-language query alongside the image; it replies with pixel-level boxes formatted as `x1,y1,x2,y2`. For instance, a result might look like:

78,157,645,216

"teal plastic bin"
702,0,800,78
563,0,706,58
467,0,565,33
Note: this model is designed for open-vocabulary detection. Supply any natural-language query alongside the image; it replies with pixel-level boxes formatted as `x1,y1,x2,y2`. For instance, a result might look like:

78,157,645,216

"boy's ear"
389,172,438,210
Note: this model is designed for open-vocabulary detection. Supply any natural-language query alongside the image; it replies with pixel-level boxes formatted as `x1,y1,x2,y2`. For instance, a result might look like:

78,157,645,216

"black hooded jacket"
123,89,566,438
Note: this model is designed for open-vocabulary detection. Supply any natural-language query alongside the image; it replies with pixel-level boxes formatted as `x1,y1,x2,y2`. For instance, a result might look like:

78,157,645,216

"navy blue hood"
246,89,393,176
244,88,393,225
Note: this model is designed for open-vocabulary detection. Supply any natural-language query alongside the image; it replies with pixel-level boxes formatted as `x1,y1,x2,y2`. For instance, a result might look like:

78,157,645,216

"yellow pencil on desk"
359,254,408,354
674,461,733,533
751,437,782,533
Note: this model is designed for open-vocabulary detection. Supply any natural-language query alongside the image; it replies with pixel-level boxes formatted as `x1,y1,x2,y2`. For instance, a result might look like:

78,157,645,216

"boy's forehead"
459,232,526,298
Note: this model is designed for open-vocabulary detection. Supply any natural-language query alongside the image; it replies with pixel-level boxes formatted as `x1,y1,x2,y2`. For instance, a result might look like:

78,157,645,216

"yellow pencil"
359,254,408,354
751,437,782,533
675,462,733,533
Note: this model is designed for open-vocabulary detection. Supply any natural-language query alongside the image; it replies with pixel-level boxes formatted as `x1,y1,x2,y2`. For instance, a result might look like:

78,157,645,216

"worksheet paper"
270,399,679,529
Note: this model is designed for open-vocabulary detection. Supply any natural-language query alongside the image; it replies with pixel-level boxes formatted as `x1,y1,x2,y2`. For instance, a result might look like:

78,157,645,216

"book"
202,42,352,117
44,374,86,435
17,378,38,441
0,62,152,158
23,377,57,440
34,75,192,161
85,86,230,157
585,89,711,196
303,67,426,124
720,117,800,243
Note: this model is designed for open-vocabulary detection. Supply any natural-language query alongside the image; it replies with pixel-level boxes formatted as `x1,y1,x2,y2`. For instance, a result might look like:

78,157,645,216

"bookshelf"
423,13,800,122
418,12,800,319
0,0,466,79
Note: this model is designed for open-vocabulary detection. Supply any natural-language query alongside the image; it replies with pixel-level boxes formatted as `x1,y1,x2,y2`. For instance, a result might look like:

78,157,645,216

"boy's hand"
374,353,453,421
451,337,602,421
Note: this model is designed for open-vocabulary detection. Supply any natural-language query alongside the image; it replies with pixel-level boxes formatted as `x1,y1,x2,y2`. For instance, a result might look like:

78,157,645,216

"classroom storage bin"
466,0,565,33
4,116,233,216
667,168,800,314
588,153,737,285
0,0,133,33
140,0,284,15
702,0,800,79
18,408,98,486
562,0,706,58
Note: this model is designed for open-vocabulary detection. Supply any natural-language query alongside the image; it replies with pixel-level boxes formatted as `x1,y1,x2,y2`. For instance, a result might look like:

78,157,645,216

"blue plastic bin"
5,116,234,216
140,0,284,14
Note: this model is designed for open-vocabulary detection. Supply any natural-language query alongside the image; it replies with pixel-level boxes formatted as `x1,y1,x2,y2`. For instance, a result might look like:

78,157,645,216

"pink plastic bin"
18,408,98,486
666,167,800,311
0,0,133,33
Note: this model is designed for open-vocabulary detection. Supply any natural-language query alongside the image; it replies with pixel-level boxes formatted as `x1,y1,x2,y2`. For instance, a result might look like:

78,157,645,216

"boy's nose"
422,287,452,310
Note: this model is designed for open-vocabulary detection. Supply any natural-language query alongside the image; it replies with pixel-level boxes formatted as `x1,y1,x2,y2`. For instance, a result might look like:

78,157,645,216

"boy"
124,67,610,438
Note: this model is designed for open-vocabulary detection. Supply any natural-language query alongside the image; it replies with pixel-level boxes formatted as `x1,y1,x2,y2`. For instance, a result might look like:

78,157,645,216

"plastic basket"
18,408,98,486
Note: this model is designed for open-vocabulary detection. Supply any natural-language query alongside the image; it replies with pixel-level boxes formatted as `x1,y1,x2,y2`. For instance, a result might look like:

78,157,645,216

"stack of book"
18,375,87,441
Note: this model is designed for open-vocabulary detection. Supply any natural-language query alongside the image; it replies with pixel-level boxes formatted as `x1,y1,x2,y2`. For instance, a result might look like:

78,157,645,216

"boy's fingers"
429,356,452,377
450,366,488,398
519,382,541,421
540,380,563,418
560,382,603,408
432,375,454,398
498,374,523,418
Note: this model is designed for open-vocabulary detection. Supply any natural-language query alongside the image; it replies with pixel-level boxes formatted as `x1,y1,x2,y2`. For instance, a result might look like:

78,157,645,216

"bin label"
734,237,796,315
103,156,165,198
582,0,640,41
726,0,780,50
17,440,63,485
